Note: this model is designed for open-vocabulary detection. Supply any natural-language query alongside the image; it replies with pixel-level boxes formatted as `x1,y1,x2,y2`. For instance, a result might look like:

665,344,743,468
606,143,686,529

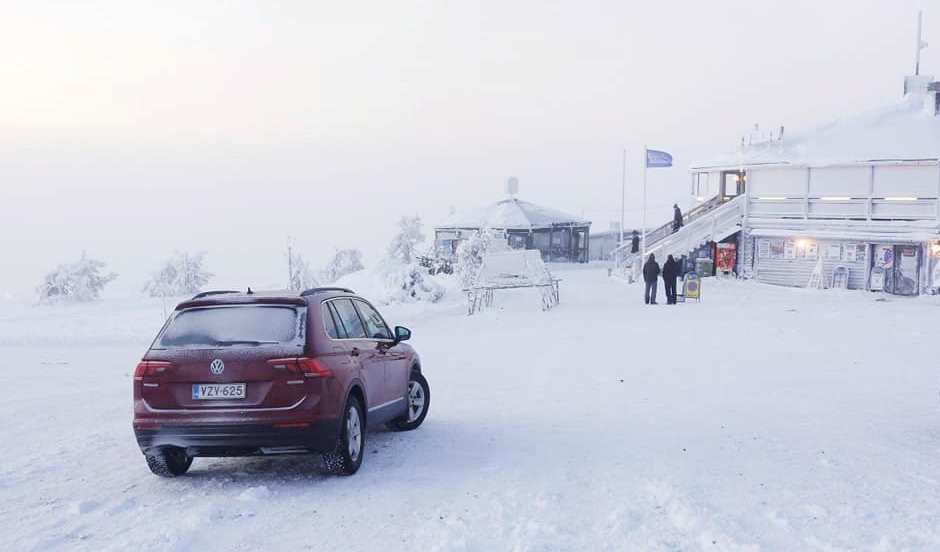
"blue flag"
646,149,673,168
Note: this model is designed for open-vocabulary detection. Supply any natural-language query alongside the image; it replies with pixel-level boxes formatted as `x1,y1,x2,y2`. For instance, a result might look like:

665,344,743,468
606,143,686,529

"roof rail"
190,290,241,300
300,287,354,297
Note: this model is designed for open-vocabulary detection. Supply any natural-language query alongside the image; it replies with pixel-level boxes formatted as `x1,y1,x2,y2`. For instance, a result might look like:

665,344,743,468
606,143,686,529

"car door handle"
350,347,360,357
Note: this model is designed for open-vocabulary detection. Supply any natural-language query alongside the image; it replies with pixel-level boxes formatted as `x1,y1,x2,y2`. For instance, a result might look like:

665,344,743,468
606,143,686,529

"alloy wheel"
347,405,362,461
407,380,426,423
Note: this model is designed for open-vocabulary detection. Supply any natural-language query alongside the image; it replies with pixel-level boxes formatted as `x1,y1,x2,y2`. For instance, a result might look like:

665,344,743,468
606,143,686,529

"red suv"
133,287,430,476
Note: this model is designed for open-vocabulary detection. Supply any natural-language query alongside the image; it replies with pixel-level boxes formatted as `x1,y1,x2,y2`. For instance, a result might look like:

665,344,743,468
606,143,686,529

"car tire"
323,395,365,476
145,447,193,477
388,372,430,432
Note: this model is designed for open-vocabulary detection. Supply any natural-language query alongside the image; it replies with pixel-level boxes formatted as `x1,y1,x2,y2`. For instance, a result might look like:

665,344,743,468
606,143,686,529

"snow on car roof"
692,93,940,170
438,198,590,230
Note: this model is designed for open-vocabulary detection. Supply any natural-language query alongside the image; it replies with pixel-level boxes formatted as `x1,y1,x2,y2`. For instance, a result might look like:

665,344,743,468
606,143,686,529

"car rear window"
155,305,304,348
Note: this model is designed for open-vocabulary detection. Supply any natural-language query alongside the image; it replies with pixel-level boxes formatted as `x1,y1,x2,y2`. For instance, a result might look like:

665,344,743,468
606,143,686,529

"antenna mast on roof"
506,176,519,198
915,9,928,76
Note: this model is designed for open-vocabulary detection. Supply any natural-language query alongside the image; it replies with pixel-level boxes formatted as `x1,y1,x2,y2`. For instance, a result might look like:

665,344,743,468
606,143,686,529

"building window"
692,173,709,200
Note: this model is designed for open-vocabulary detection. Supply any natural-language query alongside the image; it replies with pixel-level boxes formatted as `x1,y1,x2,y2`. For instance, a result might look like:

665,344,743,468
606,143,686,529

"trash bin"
695,258,713,277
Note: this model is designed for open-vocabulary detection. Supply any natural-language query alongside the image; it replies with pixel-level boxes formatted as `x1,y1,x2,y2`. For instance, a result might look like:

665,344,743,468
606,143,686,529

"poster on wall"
844,243,857,262
806,242,818,259
875,245,893,268
716,243,737,273
784,241,796,259
770,240,785,259
855,244,867,261
757,239,770,259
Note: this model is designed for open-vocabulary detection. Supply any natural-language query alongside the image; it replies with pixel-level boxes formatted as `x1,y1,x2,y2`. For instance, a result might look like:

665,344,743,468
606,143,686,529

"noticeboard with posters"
784,240,796,259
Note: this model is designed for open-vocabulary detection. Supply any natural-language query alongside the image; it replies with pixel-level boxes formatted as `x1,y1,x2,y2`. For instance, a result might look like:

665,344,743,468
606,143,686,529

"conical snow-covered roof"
692,88,940,169
438,198,590,230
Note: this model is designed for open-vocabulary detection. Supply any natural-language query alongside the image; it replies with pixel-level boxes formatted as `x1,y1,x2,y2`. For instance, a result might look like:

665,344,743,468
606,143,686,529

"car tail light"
134,360,172,379
267,357,333,378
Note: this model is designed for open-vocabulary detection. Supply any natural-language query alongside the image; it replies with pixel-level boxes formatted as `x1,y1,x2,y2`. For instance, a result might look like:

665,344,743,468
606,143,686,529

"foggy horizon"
2,0,936,297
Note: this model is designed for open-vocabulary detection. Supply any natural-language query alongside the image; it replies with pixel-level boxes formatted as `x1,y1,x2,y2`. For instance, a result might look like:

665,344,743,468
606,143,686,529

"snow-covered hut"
612,73,940,296
435,197,591,263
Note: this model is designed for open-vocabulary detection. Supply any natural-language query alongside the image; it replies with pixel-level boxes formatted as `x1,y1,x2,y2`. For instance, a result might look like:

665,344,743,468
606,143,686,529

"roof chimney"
505,176,519,198
902,75,938,115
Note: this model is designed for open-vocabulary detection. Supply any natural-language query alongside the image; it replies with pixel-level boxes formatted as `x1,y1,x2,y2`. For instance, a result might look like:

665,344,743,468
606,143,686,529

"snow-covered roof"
691,88,940,170
437,198,590,230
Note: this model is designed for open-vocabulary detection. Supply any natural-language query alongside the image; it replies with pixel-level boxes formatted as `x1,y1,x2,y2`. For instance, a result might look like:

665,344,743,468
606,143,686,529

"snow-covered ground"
2,265,940,551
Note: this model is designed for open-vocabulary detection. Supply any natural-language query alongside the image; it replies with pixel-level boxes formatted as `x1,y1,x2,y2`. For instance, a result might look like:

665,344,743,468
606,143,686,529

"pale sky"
1,0,936,297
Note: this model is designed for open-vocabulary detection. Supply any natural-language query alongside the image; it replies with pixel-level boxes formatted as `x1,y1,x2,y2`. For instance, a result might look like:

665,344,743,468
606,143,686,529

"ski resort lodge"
614,73,940,296
434,196,592,263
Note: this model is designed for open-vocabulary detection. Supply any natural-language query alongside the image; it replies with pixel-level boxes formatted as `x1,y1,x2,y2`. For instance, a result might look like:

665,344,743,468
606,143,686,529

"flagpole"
641,145,648,261
619,148,626,247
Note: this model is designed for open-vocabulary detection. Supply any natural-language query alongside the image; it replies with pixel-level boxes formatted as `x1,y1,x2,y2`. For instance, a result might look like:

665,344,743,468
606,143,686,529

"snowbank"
334,262,456,306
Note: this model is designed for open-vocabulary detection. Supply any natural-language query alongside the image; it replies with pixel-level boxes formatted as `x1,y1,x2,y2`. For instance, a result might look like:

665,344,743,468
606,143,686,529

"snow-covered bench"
465,250,560,315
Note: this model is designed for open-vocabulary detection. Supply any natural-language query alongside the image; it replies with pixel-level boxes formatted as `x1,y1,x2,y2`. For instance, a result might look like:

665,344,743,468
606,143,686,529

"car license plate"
192,383,246,400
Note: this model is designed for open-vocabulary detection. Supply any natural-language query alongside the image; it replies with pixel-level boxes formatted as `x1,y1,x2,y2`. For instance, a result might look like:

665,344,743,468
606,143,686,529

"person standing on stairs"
672,204,684,233
662,254,679,304
643,253,660,305
630,230,640,254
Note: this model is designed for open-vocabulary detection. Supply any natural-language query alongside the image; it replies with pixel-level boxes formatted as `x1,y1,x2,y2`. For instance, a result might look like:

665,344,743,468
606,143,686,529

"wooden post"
804,167,811,220
936,161,940,229
548,227,554,262
584,227,590,263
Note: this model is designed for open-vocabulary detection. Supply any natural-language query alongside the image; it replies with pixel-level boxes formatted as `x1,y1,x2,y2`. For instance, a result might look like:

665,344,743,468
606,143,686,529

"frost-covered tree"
287,251,319,291
143,251,212,297
322,248,364,283
455,230,488,287
38,252,117,303
379,216,443,303
387,215,425,264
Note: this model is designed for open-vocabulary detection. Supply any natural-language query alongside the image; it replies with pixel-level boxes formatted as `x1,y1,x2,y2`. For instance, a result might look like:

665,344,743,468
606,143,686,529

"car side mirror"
394,326,411,343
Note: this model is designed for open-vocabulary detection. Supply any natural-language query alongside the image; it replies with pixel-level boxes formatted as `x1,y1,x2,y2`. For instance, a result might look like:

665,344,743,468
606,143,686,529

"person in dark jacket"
630,230,640,254
672,204,683,233
643,253,660,304
662,254,679,304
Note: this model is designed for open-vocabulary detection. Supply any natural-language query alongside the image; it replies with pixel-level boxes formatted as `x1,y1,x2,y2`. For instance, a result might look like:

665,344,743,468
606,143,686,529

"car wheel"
323,395,365,475
389,372,430,431
145,447,193,477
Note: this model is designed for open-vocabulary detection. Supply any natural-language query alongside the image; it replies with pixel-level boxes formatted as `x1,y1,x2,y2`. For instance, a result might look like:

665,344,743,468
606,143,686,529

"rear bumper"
134,419,339,457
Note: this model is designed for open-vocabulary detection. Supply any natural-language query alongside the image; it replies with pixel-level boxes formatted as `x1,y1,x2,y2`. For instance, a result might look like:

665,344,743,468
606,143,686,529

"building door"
721,171,745,201
893,245,920,296
876,244,920,295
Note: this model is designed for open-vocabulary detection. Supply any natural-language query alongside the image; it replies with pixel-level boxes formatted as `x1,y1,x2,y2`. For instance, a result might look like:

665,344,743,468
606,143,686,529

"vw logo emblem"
209,359,225,376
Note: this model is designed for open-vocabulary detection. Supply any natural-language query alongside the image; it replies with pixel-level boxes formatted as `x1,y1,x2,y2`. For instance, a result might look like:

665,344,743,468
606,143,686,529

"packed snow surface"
2,266,940,550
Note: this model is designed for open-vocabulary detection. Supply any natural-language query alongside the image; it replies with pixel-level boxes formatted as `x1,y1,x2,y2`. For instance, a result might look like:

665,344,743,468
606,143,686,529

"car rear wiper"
214,340,278,346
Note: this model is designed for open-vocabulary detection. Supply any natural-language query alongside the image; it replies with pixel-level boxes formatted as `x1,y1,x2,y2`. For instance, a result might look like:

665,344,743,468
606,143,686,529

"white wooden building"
614,74,940,296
